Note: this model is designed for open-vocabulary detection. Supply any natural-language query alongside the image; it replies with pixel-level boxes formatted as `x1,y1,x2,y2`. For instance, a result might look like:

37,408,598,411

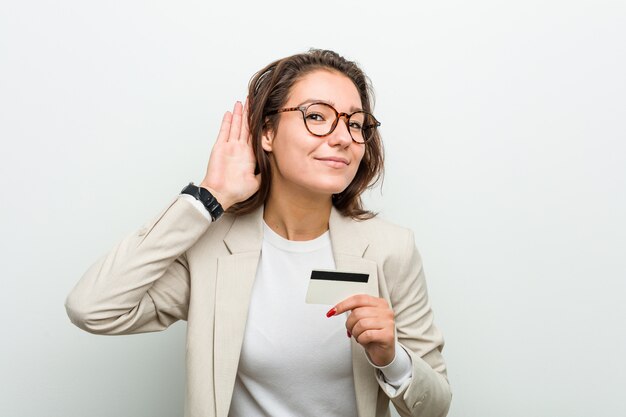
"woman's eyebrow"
297,98,363,112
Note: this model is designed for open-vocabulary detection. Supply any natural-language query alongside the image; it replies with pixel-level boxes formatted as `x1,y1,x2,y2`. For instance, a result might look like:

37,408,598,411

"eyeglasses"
266,102,381,144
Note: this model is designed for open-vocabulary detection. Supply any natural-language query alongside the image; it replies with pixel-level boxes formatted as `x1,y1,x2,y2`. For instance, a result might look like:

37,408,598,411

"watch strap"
180,182,224,221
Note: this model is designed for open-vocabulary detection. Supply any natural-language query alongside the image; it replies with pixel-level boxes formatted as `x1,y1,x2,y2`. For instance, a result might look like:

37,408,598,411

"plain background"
1,1,625,416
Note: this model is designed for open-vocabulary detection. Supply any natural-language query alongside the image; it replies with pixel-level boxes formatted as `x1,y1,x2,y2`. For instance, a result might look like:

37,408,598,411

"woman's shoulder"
346,212,416,254
351,212,412,236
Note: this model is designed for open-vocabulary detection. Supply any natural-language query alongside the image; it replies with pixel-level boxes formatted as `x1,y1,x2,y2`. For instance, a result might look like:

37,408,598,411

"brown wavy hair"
228,49,384,219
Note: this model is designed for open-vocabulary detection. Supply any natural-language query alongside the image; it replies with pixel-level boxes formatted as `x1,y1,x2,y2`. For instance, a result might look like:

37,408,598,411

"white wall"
1,1,625,416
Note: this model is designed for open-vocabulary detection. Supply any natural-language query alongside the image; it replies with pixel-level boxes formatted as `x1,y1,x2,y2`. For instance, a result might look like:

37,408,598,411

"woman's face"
262,69,366,199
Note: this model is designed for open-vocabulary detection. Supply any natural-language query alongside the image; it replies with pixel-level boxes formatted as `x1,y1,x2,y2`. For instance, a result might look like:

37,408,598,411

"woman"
66,49,451,417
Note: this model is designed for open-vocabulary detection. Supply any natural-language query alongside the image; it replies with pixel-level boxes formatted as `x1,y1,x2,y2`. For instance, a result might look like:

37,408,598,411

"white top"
229,222,357,416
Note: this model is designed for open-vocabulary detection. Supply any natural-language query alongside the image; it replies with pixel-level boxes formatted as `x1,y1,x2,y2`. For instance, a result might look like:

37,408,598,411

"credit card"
305,270,372,305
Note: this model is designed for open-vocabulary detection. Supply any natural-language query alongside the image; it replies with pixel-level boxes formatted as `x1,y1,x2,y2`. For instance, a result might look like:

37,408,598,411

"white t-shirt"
229,222,358,417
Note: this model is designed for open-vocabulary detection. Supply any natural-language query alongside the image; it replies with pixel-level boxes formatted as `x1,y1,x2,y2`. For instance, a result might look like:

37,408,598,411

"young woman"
66,49,451,417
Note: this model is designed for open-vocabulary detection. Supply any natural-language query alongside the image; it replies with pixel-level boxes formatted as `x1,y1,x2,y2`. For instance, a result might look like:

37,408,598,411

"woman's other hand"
200,100,261,210
328,295,396,367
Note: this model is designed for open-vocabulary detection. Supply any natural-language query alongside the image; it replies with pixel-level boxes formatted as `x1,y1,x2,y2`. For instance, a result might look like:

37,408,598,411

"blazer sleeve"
379,228,452,417
65,196,212,335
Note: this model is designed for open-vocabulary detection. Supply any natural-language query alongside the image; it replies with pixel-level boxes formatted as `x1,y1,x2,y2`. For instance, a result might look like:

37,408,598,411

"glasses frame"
266,102,381,144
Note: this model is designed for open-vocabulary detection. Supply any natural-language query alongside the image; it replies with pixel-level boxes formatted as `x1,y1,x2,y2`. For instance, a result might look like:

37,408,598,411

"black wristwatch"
180,182,224,221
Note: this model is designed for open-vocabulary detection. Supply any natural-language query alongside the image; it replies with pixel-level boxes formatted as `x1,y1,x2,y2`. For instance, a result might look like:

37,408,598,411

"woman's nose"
327,115,353,147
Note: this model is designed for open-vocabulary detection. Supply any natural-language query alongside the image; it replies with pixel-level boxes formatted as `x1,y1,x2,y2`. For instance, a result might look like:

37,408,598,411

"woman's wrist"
370,342,412,387
199,181,233,211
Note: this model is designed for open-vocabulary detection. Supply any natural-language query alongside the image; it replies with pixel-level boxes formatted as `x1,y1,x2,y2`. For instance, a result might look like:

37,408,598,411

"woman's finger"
228,101,243,142
353,328,394,346
348,317,387,337
241,98,251,143
328,294,385,317
345,306,393,330
217,111,232,143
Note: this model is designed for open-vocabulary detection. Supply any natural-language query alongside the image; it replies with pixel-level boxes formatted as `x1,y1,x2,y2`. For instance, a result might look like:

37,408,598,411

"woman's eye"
349,121,363,129
306,113,325,121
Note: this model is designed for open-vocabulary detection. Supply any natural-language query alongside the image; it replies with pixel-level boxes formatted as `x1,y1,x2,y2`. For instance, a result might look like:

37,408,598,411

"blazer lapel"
214,206,264,417
329,207,380,417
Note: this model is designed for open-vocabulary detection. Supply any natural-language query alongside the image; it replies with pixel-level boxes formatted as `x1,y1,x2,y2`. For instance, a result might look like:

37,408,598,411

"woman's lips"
315,157,349,168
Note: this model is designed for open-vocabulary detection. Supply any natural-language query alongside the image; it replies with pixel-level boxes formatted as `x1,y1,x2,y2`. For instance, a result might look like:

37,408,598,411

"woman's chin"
310,183,351,197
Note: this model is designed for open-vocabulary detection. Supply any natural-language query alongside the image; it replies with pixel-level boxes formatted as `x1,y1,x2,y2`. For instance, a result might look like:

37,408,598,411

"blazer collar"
223,205,264,254
329,206,370,258
222,205,369,256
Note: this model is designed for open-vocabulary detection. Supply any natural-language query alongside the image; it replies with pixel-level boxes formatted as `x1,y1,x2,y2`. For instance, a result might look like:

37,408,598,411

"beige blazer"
66,196,451,417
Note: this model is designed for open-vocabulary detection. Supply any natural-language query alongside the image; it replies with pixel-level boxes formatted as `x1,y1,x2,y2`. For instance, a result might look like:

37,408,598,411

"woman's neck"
263,189,332,241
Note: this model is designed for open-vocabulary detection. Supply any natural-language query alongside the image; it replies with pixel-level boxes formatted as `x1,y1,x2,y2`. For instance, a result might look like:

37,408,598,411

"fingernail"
347,330,351,338
326,307,337,318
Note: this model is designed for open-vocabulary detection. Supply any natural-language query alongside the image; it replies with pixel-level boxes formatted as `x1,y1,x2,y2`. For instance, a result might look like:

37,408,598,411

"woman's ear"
261,128,274,153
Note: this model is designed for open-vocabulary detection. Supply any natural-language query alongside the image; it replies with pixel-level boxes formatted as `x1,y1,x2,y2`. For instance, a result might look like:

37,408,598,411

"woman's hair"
228,48,384,219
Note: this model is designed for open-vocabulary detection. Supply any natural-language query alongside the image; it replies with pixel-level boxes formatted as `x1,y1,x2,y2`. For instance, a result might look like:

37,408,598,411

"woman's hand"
328,295,396,367
200,100,261,210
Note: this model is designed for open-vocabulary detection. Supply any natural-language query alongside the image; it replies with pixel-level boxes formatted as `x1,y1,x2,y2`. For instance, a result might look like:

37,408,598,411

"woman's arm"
65,196,212,335
66,100,260,335
384,229,452,417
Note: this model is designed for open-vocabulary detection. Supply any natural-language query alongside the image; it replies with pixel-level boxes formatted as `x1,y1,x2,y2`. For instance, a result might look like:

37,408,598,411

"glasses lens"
349,112,366,143
349,111,378,143
304,103,336,136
